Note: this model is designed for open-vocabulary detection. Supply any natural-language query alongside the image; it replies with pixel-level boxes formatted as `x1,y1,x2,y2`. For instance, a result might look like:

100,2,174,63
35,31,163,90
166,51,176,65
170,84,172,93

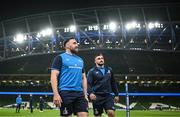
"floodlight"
13,33,25,43
46,28,53,35
37,33,41,38
40,28,53,37
148,22,154,29
125,21,139,30
70,25,76,32
109,22,117,32
154,22,160,28
148,22,160,29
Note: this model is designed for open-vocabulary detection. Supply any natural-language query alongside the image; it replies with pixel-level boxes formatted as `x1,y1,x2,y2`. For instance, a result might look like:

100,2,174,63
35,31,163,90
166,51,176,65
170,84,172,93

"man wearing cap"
51,37,88,117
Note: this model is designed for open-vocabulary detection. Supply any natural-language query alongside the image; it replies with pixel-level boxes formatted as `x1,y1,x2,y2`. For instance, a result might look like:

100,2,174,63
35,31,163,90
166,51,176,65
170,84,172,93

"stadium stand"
0,3,180,111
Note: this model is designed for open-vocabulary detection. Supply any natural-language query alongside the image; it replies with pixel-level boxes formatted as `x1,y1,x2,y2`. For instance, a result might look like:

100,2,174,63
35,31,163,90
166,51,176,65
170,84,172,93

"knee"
107,111,115,117
77,112,88,117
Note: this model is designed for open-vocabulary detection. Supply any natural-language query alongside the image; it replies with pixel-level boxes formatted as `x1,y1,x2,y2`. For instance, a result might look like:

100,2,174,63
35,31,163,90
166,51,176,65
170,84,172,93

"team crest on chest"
95,71,99,75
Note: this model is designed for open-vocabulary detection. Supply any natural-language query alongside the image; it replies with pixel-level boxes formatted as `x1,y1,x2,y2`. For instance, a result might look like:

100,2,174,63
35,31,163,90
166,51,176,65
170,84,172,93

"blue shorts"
92,94,115,116
59,91,88,116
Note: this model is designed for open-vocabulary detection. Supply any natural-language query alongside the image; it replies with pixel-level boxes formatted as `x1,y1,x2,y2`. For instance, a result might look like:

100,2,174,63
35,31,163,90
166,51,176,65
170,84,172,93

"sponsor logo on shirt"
66,58,70,61
68,66,82,69
78,60,83,62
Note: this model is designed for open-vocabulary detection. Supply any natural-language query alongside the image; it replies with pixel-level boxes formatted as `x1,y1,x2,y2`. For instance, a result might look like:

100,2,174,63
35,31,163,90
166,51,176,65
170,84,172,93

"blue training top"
51,52,84,91
16,96,22,104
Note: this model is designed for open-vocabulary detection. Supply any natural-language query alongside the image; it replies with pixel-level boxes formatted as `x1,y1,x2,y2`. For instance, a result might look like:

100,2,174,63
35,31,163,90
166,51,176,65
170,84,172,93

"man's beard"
97,63,104,66
71,47,78,54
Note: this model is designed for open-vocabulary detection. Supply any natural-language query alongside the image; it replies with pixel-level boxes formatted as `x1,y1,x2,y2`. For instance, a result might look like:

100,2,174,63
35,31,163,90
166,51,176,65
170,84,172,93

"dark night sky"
0,0,179,21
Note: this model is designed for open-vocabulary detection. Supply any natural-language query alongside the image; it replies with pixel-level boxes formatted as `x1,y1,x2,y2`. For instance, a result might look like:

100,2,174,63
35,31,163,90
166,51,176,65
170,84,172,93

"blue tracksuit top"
87,66,119,96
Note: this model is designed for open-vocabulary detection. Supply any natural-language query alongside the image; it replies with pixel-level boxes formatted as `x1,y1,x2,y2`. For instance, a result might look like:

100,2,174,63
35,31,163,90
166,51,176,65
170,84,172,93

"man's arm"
51,70,62,107
110,68,119,103
82,72,88,100
87,70,96,101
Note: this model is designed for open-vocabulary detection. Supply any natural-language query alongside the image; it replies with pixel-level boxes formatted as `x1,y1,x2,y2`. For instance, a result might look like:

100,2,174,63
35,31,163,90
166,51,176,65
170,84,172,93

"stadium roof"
0,0,179,21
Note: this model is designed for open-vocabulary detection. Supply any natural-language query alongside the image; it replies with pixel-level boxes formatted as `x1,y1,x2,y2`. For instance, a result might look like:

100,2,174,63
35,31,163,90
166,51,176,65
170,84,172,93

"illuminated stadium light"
37,33,41,38
88,25,98,31
2,80,7,83
141,81,145,84
133,81,138,84
162,80,167,84
148,22,161,29
144,39,148,44
148,22,154,29
13,33,26,43
119,81,124,84
125,21,140,30
170,81,174,84
168,40,172,44
40,28,53,37
70,25,76,32
130,38,134,43
106,39,111,44
41,30,46,37
155,81,160,84
109,22,117,32
103,24,109,30
64,27,70,32
46,28,53,35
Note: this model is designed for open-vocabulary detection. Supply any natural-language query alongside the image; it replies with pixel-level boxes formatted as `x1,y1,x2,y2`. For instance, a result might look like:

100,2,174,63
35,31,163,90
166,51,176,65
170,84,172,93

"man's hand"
89,93,96,101
85,94,89,102
114,96,119,103
53,93,63,107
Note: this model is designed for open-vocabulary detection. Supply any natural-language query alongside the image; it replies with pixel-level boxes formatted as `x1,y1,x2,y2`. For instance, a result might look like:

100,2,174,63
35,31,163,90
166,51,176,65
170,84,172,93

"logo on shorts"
94,108,99,115
63,107,68,115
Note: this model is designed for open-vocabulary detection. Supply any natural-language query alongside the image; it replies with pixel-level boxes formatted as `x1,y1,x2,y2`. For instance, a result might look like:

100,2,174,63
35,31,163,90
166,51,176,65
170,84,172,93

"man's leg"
59,91,74,117
30,106,33,113
73,92,88,117
18,104,20,113
16,105,18,113
106,110,115,117
77,112,88,117
92,104,103,117
104,95,116,117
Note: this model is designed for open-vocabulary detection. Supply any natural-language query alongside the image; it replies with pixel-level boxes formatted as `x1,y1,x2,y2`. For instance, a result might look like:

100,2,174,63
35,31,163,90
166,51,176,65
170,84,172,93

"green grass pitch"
0,109,180,117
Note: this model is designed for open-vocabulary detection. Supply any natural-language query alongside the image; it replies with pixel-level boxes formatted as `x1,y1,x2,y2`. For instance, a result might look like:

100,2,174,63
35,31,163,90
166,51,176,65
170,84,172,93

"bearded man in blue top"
51,37,88,117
